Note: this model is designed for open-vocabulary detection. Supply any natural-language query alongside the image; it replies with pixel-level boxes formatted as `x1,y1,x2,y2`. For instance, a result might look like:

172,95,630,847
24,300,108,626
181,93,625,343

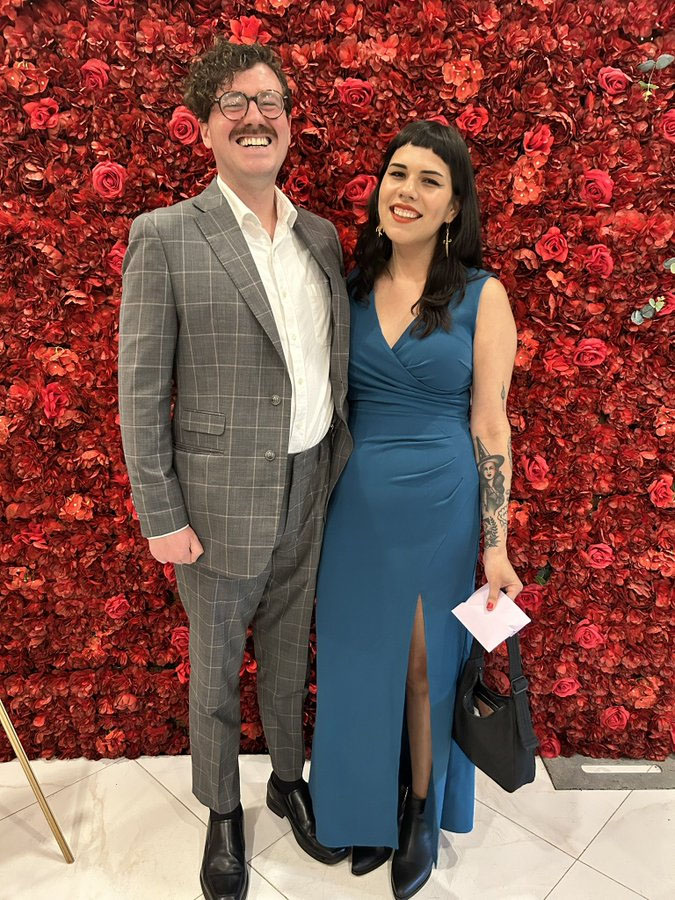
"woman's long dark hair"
352,120,484,337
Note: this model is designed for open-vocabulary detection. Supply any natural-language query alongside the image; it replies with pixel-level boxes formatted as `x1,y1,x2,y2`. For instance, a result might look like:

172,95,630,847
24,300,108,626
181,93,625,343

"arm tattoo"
474,434,511,552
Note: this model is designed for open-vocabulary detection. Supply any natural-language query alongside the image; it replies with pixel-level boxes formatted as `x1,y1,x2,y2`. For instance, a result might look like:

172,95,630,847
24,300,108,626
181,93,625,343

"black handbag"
453,634,539,792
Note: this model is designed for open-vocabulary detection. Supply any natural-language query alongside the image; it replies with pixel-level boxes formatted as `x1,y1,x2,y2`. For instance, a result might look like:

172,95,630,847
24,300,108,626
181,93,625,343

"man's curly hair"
182,39,293,123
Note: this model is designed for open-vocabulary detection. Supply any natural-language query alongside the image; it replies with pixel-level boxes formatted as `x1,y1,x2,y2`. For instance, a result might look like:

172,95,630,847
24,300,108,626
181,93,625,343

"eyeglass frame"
213,89,291,121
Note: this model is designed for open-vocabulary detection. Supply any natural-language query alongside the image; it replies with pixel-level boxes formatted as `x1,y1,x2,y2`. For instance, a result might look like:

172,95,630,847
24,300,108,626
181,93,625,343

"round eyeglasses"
214,90,289,121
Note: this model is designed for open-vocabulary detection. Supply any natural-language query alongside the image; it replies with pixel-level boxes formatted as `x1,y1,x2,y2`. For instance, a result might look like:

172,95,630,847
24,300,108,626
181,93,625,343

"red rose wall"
0,1,673,766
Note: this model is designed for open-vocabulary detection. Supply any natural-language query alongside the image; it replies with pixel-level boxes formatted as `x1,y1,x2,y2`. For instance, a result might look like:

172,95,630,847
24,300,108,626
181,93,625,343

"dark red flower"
23,98,59,129
574,619,605,649
600,705,630,731
583,244,614,277
92,161,127,199
105,594,131,619
520,455,550,490
170,625,190,657
581,543,614,569
538,734,561,758
597,66,631,95
553,677,581,697
535,227,568,262
80,59,110,90
523,124,553,156
573,338,608,367
336,77,374,111
580,169,614,206
659,110,675,144
229,16,272,45
168,106,200,145
455,105,489,136
648,474,674,509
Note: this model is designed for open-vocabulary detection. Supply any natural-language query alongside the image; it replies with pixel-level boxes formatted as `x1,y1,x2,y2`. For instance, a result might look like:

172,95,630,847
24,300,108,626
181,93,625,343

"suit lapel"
192,180,285,364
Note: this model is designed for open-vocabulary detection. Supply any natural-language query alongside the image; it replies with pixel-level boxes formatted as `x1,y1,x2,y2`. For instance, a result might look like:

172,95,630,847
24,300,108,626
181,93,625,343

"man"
118,39,351,900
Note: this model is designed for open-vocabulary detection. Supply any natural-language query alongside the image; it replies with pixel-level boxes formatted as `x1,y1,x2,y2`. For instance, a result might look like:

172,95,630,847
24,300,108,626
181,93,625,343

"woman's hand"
483,549,523,612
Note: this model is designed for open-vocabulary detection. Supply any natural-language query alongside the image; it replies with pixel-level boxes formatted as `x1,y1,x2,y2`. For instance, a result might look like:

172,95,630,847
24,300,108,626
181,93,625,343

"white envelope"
451,583,531,652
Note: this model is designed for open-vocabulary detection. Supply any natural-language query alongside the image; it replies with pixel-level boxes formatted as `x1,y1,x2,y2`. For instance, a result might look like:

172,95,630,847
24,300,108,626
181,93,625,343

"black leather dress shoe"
351,844,392,876
200,804,248,900
266,776,349,864
391,794,433,900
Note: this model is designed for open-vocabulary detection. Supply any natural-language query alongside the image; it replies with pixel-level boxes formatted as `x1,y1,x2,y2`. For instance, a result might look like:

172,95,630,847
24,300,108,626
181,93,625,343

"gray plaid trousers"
174,436,330,812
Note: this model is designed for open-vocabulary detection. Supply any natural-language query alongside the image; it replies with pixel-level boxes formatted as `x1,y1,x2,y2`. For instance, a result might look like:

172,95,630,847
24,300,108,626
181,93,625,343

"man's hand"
148,526,204,565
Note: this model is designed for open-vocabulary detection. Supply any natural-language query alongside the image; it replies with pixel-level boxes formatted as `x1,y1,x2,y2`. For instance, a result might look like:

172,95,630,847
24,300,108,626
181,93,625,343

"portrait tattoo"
476,436,507,516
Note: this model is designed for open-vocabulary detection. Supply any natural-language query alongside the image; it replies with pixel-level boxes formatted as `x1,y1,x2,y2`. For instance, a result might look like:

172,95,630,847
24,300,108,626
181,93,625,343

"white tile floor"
1,753,673,900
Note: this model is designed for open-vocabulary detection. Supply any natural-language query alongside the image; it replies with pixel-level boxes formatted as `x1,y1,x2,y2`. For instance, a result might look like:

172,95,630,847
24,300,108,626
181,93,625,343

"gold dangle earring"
376,224,384,239
444,223,452,258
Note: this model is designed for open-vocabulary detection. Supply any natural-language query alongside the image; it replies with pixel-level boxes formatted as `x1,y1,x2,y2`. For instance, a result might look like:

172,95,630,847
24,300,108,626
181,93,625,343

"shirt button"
264,450,276,461
271,395,281,406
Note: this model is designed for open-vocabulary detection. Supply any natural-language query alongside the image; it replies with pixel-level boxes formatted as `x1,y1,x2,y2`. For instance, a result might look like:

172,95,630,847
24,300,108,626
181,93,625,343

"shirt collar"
216,175,297,233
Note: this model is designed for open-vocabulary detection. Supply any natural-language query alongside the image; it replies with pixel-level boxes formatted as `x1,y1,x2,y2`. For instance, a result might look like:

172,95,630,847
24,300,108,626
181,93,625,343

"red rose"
574,619,605,649
92,161,127,199
520,454,550,490
584,244,614,277
648,474,674,509
343,174,378,205
597,66,631,95
230,16,271,45
553,677,581,697
176,660,191,684
539,734,561,758
523,123,553,156
106,241,126,275
80,59,110,90
284,167,312,204
516,584,544,616
580,169,614,206
23,98,59,129
582,543,614,569
40,382,70,419
170,625,190,657
168,105,200,145
105,594,130,619
573,338,608,367
600,705,630,731
659,110,675,144
456,105,489,136
336,77,374,111
535,227,568,262
427,115,450,126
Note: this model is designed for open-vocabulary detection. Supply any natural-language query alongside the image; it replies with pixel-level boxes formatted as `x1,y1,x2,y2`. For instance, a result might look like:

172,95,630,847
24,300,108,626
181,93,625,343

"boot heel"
266,790,286,819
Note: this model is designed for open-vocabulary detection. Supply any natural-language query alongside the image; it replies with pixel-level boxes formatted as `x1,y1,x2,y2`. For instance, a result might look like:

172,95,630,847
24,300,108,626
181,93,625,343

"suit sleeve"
118,213,189,538
330,222,345,278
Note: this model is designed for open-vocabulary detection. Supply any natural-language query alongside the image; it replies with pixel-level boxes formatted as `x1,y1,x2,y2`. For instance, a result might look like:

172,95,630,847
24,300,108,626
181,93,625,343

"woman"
309,121,522,899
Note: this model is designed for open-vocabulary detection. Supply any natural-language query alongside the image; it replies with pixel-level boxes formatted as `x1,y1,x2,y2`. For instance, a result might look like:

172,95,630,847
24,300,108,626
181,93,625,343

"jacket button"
271,395,281,406
264,450,276,461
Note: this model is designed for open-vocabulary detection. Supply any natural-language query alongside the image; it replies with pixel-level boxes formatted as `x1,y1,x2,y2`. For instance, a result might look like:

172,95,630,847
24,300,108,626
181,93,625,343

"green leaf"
631,310,644,325
655,54,675,70
664,257,675,270
642,305,655,319
648,297,657,307
638,60,656,72
534,563,552,586
654,299,665,312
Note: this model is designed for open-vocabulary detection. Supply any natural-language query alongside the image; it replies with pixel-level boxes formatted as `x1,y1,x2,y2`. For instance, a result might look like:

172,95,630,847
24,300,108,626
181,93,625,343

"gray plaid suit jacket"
118,179,351,578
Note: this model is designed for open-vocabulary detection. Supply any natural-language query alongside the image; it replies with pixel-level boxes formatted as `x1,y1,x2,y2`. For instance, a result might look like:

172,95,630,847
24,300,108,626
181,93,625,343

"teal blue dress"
309,268,495,862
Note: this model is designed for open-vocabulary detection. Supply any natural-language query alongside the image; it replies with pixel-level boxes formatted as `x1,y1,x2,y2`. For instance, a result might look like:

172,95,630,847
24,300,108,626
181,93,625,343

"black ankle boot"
200,804,248,900
351,844,392,876
391,794,433,900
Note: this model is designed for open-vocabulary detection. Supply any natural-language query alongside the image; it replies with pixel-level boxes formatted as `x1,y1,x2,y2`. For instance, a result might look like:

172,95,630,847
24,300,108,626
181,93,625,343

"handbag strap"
468,635,539,751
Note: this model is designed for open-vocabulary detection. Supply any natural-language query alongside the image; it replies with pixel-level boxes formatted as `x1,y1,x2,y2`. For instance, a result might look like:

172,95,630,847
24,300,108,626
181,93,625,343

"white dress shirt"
152,177,334,539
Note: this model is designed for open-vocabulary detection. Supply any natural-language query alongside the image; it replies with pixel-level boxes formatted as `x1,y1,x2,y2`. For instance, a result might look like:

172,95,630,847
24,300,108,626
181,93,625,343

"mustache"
231,127,275,139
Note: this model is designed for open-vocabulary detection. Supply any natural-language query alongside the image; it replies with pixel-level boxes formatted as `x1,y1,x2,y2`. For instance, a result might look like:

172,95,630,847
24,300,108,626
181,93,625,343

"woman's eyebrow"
389,162,445,177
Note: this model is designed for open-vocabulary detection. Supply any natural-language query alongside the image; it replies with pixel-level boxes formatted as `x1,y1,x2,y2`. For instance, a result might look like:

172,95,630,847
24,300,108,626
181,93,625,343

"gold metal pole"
0,699,74,863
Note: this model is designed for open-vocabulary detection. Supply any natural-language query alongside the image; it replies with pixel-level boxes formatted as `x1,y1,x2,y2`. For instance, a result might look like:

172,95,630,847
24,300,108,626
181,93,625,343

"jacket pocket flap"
181,409,226,435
